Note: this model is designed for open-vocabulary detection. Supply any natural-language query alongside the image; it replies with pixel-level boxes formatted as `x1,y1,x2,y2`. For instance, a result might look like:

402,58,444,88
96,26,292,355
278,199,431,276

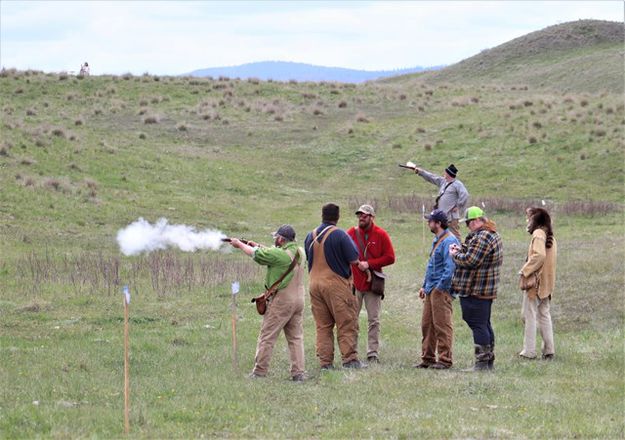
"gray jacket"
418,169,469,220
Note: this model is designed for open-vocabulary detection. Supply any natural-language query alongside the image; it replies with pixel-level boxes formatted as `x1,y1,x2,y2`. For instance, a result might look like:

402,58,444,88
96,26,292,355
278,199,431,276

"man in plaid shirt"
450,206,503,371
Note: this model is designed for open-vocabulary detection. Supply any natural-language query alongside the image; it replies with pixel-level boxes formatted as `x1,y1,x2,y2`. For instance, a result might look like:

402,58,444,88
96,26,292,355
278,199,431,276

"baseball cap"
272,224,296,241
355,204,376,216
424,209,447,222
460,206,485,222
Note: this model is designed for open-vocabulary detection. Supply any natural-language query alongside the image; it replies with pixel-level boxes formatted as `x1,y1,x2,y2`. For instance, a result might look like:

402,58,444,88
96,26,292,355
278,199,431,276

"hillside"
390,20,624,93
187,61,442,83
0,22,624,438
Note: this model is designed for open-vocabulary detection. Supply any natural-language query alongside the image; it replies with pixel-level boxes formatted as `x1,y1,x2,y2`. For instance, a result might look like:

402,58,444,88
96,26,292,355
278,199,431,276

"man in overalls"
304,203,366,370
229,224,306,381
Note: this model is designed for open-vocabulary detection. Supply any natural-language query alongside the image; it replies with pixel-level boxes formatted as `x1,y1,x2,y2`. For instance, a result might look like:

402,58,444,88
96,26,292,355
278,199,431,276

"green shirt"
253,242,303,290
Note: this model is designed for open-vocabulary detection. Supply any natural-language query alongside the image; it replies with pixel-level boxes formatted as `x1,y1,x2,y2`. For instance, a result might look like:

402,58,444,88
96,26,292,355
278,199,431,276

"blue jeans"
460,296,494,346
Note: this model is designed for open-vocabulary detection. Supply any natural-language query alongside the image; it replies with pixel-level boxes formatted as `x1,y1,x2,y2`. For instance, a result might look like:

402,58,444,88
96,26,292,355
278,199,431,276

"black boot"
473,344,492,371
488,342,495,370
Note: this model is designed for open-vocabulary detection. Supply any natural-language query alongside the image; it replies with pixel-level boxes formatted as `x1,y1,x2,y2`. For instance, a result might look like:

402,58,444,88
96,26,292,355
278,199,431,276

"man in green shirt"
229,225,306,381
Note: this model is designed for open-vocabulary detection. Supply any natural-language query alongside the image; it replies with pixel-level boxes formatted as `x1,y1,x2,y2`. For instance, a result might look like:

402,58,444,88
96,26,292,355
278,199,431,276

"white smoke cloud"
117,218,226,256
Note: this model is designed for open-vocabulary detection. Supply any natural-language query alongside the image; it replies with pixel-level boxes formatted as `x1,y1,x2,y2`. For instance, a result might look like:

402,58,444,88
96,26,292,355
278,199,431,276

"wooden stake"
123,286,130,434
231,293,238,371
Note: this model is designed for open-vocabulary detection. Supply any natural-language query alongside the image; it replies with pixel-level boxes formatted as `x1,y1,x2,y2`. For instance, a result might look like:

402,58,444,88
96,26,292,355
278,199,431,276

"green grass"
0,68,624,438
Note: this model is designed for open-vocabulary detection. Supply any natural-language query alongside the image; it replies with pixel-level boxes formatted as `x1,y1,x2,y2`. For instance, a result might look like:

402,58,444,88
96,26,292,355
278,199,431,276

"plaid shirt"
451,227,503,299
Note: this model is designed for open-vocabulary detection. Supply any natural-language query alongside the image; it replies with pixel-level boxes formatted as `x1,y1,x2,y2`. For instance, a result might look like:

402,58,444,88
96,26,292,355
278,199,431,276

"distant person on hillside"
413,164,469,240
346,204,395,364
305,203,366,370
518,207,558,361
450,206,503,371
414,209,459,370
228,225,306,382
79,62,90,76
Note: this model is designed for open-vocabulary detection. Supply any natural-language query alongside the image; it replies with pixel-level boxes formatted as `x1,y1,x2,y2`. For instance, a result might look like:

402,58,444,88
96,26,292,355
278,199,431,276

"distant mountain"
387,19,624,93
186,61,443,83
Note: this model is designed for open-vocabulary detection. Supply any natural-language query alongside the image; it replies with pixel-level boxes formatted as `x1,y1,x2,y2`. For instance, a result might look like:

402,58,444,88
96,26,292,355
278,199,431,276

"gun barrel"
221,237,250,245
398,164,416,169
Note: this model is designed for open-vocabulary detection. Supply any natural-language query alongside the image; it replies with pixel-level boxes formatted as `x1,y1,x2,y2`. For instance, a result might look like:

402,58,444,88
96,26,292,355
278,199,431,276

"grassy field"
0,52,624,438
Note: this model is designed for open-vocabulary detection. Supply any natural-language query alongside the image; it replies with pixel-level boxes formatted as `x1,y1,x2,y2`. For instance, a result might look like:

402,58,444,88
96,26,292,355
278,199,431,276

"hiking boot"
488,342,495,369
542,353,555,361
367,355,379,364
413,362,431,369
320,364,335,371
292,373,305,382
342,359,368,369
430,362,451,370
518,351,537,360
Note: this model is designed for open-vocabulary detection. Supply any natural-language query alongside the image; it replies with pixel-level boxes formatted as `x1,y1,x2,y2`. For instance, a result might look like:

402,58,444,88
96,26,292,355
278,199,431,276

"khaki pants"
421,288,454,366
520,292,554,358
356,290,381,358
252,266,305,377
449,219,461,241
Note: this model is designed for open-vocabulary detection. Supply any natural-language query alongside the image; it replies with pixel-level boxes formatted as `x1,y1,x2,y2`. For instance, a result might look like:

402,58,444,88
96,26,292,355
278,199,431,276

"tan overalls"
252,249,305,378
309,228,359,366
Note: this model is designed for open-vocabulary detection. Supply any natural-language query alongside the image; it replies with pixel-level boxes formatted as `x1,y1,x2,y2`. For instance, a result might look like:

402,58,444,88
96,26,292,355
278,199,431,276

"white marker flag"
123,285,131,304
231,282,240,296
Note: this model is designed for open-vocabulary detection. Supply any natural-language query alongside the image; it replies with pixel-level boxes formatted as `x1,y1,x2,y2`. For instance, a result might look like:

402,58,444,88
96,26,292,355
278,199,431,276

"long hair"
526,207,554,248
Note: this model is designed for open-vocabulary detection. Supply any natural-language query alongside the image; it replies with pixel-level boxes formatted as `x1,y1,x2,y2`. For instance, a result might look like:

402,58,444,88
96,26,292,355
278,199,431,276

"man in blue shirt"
415,209,460,369
305,203,365,370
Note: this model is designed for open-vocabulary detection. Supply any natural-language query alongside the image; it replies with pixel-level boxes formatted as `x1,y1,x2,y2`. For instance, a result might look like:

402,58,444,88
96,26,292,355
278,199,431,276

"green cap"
460,206,485,222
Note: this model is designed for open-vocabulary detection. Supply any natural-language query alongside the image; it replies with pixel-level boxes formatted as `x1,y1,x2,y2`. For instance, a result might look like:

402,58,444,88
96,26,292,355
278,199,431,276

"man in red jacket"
347,204,396,363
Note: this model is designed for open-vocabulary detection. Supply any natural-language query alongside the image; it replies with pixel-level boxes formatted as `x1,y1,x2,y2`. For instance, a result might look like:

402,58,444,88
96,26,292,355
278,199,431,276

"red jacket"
347,223,396,292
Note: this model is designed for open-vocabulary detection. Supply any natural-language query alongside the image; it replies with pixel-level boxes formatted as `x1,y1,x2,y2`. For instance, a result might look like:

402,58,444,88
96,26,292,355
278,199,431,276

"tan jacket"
520,229,557,299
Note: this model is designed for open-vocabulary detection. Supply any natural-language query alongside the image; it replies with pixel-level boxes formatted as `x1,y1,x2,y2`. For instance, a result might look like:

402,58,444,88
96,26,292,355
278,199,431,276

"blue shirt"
304,223,359,279
423,229,459,295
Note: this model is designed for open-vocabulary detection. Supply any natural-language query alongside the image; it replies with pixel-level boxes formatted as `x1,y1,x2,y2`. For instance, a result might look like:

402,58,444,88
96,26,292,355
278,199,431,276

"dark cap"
445,164,458,178
425,209,448,223
272,224,296,241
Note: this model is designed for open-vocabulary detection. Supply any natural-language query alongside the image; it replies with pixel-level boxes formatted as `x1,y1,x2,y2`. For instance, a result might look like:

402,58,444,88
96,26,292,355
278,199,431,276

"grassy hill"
390,20,624,93
0,20,624,438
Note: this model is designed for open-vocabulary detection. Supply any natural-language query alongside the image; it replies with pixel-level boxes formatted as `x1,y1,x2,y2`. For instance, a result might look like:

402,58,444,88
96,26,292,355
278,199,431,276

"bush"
143,115,160,124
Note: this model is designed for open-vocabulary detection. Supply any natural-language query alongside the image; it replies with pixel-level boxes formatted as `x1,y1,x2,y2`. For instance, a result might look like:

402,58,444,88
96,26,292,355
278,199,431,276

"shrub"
143,115,160,124
399,94,407,100
312,109,323,116
424,144,432,151
177,122,188,131
532,121,542,129
21,158,36,166
138,132,147,139
75,118,84,126
26,108,36,116
528,136,537,144
356,113,370,123
338,101,347,108
52,128,66,138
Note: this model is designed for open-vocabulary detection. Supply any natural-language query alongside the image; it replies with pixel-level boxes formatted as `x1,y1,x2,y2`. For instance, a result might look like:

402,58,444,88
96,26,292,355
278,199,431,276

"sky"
1,1,622,75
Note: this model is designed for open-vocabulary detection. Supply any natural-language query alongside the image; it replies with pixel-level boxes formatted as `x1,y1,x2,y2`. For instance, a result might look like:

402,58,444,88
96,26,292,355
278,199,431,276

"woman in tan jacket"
518,207,557,360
